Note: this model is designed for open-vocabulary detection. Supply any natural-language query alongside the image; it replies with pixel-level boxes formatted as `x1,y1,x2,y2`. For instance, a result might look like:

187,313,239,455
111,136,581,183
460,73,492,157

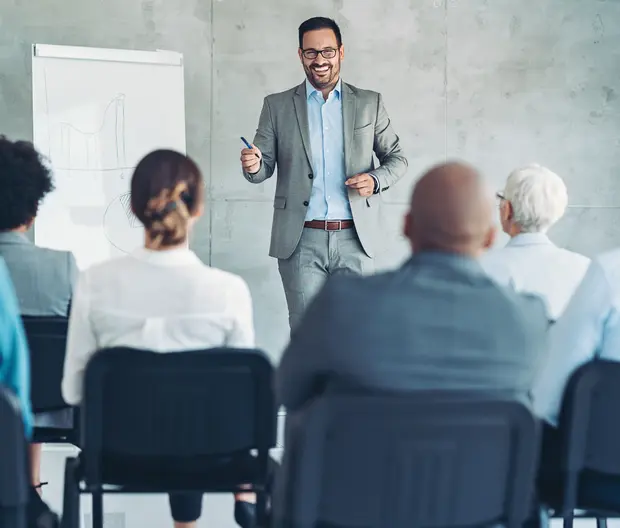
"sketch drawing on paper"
50,93,129,173
45,90,142,256
103,191,143,254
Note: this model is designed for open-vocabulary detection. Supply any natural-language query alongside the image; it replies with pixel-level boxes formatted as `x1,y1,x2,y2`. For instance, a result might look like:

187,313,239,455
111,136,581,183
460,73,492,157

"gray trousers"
278,227,374,331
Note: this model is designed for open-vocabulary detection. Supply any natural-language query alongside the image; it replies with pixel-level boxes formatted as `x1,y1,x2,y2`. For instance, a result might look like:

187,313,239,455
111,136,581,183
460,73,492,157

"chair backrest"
558,359,620,475
81,347,276,482
0,384,28,527
21,315,69,413
273,392,540,528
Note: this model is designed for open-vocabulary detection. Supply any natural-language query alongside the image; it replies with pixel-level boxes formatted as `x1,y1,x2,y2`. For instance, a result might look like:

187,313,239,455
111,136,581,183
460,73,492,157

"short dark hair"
0,135,54,231
298,17,342,49
130,149,203,249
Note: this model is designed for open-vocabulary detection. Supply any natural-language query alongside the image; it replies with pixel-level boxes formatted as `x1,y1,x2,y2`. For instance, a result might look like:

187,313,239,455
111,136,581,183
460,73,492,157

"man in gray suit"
0,135,77,491
276,162,548,412
240,17,408,329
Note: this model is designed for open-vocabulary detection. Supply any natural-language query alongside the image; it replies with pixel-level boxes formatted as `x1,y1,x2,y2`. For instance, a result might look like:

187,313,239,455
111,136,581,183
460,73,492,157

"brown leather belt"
304,220,354,231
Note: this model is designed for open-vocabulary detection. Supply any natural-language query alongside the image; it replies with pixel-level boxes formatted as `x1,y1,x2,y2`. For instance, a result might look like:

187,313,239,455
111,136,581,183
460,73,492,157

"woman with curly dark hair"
0,135,78,494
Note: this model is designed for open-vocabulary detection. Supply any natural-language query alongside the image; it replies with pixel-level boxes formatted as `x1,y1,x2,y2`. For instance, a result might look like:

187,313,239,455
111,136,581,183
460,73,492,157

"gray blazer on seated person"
0,231,77,316
0,231,77,427
276,251,549,412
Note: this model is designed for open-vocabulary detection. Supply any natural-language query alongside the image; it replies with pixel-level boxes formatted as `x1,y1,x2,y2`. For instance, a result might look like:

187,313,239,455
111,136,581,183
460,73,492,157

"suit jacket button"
303,201,309,206
308,173,314,179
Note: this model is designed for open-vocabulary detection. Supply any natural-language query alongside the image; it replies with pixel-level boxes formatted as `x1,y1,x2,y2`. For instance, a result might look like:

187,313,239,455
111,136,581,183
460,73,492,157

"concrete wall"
2,1,620,526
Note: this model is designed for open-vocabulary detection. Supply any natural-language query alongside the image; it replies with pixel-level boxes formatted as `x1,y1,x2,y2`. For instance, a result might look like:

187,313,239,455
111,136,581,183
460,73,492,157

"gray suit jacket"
243,81,408,259
0,232,77,316
276,252,549,412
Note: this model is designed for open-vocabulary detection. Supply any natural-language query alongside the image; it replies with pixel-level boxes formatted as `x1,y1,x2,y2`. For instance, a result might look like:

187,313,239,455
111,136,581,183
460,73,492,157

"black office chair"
21,316,78,445
62,347,277,528
0,384,29,528
546,360,620,528
273,392,541,528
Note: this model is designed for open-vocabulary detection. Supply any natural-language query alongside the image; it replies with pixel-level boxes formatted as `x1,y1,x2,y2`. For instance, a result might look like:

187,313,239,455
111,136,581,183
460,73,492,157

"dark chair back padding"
81,347,276,484
559,360,620,475
21,316,69,413
0,384,28,528
274,393,540,528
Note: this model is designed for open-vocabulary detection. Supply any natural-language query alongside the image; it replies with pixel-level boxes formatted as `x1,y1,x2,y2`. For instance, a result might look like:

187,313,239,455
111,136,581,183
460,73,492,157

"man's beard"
305,61,339,90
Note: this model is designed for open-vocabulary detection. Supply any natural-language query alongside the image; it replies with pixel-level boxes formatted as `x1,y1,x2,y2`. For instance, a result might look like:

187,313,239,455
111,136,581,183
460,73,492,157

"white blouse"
61,247,255,405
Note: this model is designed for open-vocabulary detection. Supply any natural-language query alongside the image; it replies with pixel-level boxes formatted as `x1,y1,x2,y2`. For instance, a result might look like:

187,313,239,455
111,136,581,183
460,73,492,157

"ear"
339,44,345,60
503,200,514,221
483,225,497,250
298,48,303,62
192,202,205,219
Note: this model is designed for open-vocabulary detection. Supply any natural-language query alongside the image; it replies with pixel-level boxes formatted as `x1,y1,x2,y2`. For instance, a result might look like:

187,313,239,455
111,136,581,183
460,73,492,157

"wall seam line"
444,0,448,161
208,0,215,266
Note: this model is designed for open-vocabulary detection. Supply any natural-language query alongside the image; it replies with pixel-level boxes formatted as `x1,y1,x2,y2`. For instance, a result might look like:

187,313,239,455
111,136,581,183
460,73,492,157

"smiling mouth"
312,65,331,75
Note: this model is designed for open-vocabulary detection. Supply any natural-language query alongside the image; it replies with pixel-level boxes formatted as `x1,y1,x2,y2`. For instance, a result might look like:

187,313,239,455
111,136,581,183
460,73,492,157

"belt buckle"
325,220,341,231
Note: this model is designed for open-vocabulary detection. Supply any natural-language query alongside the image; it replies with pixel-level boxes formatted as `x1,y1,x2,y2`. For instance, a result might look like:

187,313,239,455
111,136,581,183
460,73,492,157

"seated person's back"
62,247,252,400
481,164,589,320
61,152,253,404
277,162,548,412
0,136,77,316
61,149,256,528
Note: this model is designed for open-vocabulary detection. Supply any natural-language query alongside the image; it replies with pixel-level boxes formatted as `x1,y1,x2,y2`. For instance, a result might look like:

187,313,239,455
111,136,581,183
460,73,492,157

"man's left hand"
345,173,376,197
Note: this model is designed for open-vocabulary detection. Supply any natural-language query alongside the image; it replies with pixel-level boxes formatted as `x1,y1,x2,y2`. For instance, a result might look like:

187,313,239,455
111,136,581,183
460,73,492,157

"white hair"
504,164,568,233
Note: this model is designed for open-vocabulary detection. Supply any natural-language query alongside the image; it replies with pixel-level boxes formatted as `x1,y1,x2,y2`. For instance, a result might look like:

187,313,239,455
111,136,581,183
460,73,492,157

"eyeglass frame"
301,47,339,60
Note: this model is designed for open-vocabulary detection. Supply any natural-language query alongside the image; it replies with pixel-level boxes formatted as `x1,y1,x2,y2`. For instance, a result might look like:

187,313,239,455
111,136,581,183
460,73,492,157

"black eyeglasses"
301,48,338,60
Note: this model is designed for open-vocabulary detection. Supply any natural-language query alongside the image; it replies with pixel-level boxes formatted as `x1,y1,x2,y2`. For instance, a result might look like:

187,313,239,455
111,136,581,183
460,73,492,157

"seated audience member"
0,257,32,437
481,164,590,321
0,135,78,492
276,162,548,412
61,149,257,528
531,249,620,514
0,136,77,316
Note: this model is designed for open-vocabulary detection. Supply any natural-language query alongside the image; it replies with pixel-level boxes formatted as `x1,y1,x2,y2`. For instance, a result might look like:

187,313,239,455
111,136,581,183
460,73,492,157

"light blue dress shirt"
0,258,32,438
305,79,352,221
480,233,590,321
532,248,620,426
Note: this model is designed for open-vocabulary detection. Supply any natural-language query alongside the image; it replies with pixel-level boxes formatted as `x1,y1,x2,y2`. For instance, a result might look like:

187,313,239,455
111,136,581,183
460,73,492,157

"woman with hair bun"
61,149,258,528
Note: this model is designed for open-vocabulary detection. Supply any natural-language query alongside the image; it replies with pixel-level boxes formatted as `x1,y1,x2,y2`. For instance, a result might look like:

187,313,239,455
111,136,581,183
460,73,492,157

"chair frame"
61,347,277,528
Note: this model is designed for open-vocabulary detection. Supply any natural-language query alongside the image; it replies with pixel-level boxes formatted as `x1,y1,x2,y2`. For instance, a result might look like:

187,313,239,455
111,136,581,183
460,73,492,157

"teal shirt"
0,258,32,438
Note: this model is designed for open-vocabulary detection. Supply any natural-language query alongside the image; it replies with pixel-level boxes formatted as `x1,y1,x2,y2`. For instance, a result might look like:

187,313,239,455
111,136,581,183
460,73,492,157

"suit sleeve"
242,97,277,184
276,281,333,411
370,93,408,193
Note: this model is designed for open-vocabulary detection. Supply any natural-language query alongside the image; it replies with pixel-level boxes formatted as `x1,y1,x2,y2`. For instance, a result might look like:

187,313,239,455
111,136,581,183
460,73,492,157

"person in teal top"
0,257,32,438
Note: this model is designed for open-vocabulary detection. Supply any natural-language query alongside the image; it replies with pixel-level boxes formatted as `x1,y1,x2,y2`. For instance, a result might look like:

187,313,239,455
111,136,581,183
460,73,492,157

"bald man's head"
404,162,496,257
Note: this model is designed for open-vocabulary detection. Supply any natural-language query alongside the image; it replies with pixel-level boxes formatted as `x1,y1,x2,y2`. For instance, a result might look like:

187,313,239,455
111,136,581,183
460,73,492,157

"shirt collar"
0,231,32,245
305,78,342,101
130,246,202,267
506,233,554,248
407,250,486,276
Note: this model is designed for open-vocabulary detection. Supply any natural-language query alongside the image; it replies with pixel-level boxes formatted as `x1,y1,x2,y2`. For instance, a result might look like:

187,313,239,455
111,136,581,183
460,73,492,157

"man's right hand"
240,145,262,174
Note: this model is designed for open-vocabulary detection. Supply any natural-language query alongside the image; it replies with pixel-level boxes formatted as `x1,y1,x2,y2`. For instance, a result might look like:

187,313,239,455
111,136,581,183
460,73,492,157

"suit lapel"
293,82,313,167
342,82,357,175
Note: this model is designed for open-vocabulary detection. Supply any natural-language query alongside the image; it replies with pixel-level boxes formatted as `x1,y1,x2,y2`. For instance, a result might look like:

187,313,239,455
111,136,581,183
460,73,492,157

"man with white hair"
480,164,590,321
